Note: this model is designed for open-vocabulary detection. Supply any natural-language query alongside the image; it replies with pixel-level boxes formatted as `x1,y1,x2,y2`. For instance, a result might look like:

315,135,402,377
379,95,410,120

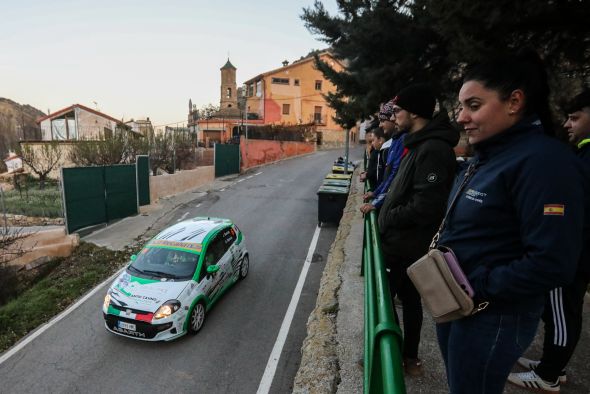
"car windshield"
129,247,199,280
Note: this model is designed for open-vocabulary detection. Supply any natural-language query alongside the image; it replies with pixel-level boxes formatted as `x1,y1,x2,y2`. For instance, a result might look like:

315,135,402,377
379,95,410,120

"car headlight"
103,293,111,309
154,300,181,319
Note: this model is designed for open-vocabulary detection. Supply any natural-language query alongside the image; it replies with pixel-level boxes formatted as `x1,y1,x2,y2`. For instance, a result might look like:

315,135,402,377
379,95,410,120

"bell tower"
220,58,238,111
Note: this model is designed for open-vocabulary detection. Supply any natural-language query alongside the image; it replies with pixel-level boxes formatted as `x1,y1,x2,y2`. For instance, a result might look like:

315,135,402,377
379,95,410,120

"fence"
363,178,406,393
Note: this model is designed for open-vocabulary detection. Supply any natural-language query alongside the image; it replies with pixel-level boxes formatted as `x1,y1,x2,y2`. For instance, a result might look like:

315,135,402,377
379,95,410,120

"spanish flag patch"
544,204,565,216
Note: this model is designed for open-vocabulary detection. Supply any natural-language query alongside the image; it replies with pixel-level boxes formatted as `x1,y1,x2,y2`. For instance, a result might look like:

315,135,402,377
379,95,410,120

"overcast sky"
0,0,338,126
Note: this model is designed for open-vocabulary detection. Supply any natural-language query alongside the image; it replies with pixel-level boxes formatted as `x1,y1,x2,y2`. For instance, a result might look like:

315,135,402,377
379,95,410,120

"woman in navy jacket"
436,52,587,394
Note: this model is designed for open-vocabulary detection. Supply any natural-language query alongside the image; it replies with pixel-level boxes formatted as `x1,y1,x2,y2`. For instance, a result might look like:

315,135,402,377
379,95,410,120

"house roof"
243,50,344,85
36,104,124,125
220,58,236,70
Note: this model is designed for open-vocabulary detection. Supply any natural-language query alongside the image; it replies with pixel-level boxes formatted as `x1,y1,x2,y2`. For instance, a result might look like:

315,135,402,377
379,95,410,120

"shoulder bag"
406,162,489,323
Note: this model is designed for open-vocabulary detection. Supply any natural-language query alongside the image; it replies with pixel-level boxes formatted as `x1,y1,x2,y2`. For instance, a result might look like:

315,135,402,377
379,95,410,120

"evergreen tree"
302,0,590,127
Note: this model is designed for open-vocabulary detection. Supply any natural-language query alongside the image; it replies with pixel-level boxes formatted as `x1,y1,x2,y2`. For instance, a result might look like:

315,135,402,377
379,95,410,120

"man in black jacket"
377,83,459,375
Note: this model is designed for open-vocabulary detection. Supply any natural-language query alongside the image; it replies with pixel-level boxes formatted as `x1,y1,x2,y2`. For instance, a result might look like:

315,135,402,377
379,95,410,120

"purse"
406,162,489,323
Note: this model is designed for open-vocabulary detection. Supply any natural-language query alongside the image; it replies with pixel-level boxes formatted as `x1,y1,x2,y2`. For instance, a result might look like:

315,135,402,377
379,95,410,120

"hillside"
0,98,45,164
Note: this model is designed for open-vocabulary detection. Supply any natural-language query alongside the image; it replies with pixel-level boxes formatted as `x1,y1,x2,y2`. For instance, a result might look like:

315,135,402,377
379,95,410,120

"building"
37,104,136,141
243,51,347,146
125,118,154,137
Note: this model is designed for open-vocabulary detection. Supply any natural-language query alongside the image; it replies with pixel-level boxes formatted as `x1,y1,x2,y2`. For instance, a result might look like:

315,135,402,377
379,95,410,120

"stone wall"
149,166,215,203
240,137,315,170
2,213,64,227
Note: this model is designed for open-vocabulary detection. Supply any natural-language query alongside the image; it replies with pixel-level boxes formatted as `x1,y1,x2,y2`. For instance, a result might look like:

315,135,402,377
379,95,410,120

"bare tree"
0,228,31,304
17,141,62,189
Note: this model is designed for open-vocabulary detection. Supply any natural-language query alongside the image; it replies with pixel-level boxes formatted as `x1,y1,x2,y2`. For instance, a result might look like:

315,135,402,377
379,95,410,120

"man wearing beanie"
360,99,408,214
377,83,459,375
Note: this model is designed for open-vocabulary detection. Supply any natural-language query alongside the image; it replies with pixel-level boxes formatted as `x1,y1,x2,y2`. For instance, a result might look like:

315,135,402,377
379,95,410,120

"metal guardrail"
362,176,406,393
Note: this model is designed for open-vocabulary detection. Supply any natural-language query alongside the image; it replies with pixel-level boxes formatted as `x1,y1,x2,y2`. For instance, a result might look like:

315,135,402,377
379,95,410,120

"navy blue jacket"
438,118,586,315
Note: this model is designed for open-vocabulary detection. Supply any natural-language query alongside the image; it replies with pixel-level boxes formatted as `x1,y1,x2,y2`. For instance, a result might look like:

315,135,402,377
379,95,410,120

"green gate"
136,155,150,206
214,143,240,177
62,164,138,234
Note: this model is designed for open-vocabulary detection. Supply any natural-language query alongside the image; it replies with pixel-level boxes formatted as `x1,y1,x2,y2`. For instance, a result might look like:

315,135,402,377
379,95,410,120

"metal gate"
136,155,150,206
214,143,240,177
61,164,138,234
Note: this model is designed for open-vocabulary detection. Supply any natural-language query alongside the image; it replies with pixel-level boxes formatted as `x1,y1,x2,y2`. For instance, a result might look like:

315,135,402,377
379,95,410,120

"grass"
0,179,63,218
0,242,134,353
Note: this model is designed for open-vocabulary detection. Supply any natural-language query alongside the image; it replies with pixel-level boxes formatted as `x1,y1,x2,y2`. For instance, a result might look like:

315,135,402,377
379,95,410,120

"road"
0,147,362,394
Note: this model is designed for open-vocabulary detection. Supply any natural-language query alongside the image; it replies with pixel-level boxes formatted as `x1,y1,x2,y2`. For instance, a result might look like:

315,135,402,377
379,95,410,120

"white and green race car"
103,217,249,341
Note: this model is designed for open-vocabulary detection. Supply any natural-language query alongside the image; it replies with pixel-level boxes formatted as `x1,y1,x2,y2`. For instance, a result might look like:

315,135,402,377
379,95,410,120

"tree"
301,0,451,127
69,127,137,166
198,103,221,119
302,1,590,126
17,142,62,189
146,131,173,175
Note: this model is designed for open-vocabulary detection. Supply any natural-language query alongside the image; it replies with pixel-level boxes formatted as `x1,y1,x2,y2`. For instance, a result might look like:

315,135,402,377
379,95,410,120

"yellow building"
243,51,348,146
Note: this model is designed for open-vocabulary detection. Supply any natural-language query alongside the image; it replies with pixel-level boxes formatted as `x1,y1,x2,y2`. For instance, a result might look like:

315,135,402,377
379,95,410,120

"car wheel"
239,255,249,279
188,301,206,334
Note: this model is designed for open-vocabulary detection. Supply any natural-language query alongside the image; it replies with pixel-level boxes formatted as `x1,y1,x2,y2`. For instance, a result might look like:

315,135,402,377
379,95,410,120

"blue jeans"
436,311,541,394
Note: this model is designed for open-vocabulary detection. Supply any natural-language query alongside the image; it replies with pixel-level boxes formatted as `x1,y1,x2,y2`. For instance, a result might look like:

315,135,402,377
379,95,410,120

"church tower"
220,58,238,112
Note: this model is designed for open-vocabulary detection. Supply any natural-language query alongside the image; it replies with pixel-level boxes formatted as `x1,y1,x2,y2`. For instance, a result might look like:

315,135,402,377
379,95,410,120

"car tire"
239,254,249,280
188,301,206,334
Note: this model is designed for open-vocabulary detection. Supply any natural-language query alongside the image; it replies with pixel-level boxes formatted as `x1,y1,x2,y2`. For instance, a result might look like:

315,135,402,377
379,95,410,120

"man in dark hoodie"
377,83,459,375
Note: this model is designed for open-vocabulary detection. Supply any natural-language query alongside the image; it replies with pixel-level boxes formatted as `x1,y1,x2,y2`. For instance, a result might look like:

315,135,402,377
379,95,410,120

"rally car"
103,217,248,341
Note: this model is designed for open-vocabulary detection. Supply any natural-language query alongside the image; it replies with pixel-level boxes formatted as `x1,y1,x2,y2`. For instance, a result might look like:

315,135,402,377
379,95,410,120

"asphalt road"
0,147,362,394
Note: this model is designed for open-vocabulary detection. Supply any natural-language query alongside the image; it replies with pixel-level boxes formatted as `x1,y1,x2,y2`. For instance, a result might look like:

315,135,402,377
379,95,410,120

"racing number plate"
118,321,136,331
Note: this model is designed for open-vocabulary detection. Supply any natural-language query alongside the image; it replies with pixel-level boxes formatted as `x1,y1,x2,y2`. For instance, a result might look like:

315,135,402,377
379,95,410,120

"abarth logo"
113,327,146,338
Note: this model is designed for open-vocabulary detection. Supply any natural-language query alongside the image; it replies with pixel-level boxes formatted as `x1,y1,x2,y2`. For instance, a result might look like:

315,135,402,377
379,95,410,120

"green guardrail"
363,178,406,393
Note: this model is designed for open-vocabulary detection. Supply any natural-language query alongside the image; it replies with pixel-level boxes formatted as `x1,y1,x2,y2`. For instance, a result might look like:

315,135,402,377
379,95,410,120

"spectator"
508,88,590,392
360,99,408,214
359,124,377,183
436,52,586,394
377,83,459,375
369,127,387,187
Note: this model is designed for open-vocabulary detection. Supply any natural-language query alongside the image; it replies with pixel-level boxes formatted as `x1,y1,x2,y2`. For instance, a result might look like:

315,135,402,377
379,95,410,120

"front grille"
104,313,172,339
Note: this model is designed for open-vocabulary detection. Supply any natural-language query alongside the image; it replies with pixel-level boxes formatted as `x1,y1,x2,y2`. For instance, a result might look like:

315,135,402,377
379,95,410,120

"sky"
0,0,338,127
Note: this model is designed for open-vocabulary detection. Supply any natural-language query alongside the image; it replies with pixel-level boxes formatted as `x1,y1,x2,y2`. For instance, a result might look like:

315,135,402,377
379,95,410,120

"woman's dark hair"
372,127,385,140
462,50,554,136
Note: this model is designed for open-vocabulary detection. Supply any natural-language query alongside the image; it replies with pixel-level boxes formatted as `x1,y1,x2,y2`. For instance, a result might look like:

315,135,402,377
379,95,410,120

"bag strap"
430,161,479,249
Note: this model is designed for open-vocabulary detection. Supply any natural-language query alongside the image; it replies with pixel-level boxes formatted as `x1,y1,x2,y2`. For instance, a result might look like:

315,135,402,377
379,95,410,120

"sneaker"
403,358,423,377
508,370,560,392
517,357,567,384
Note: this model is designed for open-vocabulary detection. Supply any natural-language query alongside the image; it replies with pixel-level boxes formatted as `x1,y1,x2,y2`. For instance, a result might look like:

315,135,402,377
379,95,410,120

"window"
247,84,254,97
294,79,300,86
226,87,232,99
282,104,290,115
271,77,289,85
315,80,322,90
314,106,322,123
103,127,113,139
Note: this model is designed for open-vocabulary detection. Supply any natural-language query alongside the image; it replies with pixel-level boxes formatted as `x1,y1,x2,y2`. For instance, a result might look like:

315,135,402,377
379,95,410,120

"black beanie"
393,83,436,119
564,88,590,114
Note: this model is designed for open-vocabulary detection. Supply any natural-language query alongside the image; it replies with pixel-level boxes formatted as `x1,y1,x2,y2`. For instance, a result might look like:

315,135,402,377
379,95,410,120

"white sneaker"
508,370,560,392
517,357,567,384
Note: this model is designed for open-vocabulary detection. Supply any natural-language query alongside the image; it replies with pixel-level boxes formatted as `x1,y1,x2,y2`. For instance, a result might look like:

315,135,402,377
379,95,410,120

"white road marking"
254,172,262,176
195,203,202,208
219,188,226,192
256,225,321,394
236,179,244,183
0,267,125,366
176,212,189,222
246,176,253,180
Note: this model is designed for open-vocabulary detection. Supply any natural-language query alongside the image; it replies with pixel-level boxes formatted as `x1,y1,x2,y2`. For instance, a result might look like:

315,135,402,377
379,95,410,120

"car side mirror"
206,265,220,275
130,255,137,262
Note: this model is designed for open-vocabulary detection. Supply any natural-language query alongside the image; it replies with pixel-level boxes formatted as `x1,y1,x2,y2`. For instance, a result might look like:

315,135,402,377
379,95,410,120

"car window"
130,247,198,280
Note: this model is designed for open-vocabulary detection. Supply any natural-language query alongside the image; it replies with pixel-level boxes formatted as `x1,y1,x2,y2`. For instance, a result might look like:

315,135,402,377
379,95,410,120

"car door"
215,227,235,282
200,236,225,300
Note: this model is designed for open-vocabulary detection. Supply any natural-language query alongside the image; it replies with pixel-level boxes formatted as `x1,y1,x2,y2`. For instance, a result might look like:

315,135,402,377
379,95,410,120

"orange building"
188,52,350,147
243,51,347,146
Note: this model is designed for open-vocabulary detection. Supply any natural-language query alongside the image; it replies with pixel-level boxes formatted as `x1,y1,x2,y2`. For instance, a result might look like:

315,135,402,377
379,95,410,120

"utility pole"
344,128,350,174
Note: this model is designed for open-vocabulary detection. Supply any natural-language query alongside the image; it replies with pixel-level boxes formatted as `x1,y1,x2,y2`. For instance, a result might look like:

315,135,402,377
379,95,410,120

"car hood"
109,271,189,313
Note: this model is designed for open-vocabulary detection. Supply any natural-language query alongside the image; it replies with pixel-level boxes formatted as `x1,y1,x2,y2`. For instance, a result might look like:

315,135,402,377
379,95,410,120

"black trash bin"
317,184,350,225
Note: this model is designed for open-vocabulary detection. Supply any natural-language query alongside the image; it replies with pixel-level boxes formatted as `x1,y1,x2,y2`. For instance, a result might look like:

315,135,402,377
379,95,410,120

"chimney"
282,60,289,67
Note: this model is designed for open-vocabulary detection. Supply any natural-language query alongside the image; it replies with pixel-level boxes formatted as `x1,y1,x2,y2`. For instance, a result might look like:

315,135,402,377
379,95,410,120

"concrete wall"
240,137,315,169
149,166,214,203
